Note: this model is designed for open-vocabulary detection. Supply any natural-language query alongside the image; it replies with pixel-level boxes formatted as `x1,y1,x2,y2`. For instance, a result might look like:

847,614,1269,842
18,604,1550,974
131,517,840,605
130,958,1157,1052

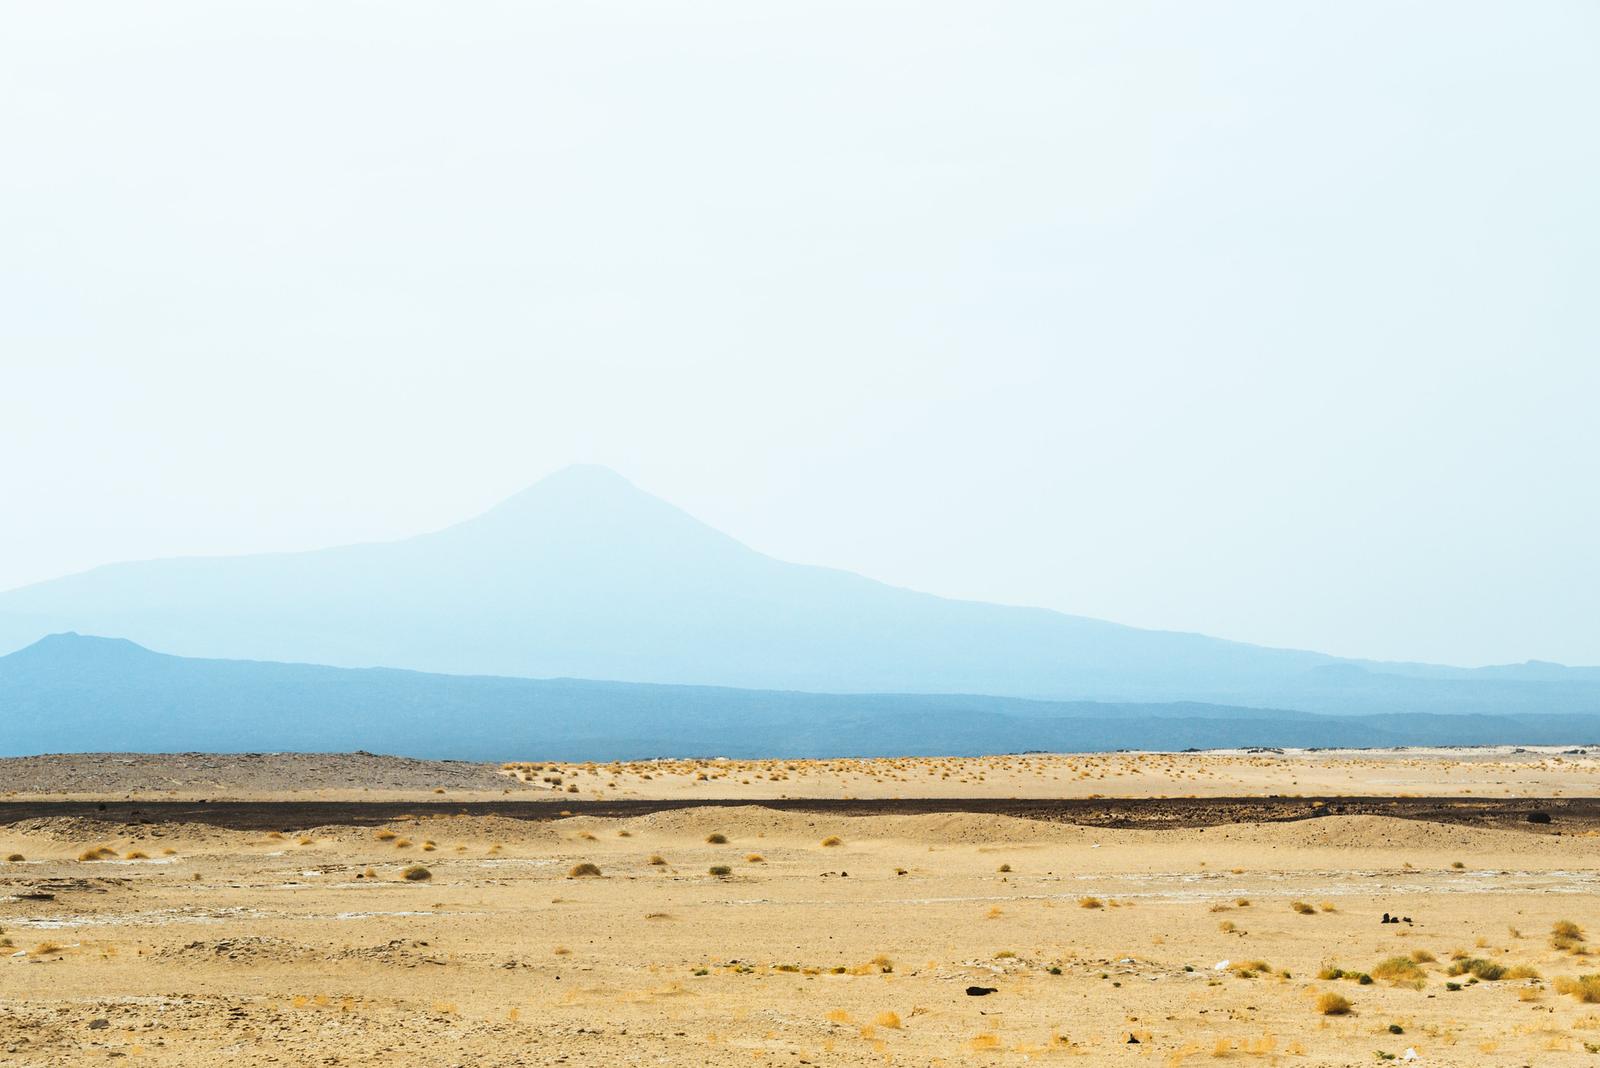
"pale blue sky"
2,1,1596,666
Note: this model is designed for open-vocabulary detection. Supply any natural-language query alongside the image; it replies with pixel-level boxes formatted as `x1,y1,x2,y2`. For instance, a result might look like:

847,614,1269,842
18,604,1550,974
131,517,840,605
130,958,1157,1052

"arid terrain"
4,748,1600,1065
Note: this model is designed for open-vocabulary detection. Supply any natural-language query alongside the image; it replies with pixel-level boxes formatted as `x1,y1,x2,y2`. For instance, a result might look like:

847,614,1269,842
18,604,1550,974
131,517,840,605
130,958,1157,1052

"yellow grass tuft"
1078,896,1103,909
1316,991,1352,1015
821,836,843,847
568,862,602,878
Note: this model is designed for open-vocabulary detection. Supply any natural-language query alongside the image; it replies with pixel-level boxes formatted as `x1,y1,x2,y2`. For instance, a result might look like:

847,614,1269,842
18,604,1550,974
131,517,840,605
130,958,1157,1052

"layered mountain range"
1,465,1595,756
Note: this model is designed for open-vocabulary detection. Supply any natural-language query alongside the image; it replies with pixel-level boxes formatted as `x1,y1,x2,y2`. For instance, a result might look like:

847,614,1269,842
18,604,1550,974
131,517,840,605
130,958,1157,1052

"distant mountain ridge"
4,633,1597,760
0,465,1596,718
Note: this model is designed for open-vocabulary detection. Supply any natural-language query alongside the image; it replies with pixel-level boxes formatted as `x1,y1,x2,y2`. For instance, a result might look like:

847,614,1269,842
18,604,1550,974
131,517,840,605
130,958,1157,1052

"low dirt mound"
155,937,444,967
0,816,252,851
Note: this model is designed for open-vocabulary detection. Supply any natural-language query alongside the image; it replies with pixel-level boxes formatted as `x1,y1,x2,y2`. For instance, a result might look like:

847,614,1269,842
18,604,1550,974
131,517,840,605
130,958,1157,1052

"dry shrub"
1078,896,1103,909
1554,920,1587,953
821,836,843,847
30,941,64,957
706,833,728,844
374,830,397,841
709,865,732,877
1447,958,1506,981
5,854,23,862
745,854,765,863
77,846,117,862
123,851,149,860
1372,956,1426,988
1410,948,1437,963
400,865,431,881
1290,900,1316,915
874,1011,901,1029
568,862,602,878
1316,991,1352,1016
1555,975,1600,1003
648,854,667,866
1240,1033,1277,1055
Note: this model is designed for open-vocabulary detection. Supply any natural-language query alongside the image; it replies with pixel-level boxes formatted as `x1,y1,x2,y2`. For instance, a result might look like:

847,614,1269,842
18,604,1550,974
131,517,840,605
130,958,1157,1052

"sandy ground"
3,751,1600,1066
4,745,1598,801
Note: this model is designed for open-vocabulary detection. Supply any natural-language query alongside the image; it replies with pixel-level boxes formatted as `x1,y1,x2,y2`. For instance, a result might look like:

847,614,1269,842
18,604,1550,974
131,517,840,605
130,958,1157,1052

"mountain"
1,465,1596,717
5,633,1597,759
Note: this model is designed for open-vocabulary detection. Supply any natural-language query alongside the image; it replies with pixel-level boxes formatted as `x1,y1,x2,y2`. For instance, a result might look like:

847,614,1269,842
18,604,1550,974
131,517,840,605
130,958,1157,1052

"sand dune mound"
611,805,849,840
592,807,1098,848
1204,814,1577,856
307,814,567,848
879,812,1095,845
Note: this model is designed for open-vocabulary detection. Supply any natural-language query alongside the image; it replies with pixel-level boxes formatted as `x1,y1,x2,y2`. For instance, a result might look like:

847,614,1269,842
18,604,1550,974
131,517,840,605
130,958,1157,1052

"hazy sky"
3,2,1596,667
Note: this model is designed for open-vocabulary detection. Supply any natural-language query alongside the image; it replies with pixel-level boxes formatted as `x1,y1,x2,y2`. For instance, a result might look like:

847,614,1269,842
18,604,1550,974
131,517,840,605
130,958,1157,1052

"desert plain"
4,748,1600,1065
